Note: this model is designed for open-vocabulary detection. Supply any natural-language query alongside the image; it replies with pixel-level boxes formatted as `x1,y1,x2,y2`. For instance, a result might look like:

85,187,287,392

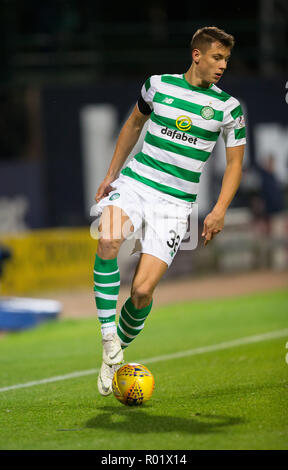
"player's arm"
95,104,150,202
202,144,245,246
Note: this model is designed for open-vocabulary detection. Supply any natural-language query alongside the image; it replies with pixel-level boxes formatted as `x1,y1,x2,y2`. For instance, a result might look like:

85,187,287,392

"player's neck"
184,65,211,89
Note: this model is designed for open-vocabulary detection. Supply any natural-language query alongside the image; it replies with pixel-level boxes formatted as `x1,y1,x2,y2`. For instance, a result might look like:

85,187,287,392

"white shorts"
93,174,193,267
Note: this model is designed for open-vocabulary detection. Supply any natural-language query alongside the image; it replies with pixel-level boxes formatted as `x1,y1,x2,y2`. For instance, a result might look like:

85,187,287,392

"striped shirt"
121,73,246,203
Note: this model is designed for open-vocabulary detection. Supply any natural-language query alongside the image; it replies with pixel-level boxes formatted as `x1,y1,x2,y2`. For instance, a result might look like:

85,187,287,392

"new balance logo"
162,97,174,104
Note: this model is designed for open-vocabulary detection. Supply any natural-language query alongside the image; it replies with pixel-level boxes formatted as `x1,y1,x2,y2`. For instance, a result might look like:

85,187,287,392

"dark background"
0,1,286,83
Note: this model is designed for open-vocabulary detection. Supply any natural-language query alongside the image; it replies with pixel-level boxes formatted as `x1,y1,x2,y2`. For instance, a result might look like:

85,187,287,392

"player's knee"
131,284,152,310
97,237,121,259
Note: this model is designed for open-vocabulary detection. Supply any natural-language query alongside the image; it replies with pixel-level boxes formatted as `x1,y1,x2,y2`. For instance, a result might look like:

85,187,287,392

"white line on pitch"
0,328,287,394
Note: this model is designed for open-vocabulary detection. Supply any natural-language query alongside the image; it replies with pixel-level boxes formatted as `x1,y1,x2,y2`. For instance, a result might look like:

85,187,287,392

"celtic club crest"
109,192,120,201
200,106,215,120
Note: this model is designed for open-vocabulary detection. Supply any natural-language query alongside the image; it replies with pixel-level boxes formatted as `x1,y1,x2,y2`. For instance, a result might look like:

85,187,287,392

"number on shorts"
167,230,180,254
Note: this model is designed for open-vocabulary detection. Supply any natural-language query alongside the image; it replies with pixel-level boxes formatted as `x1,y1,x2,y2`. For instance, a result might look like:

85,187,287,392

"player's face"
194,41,231,84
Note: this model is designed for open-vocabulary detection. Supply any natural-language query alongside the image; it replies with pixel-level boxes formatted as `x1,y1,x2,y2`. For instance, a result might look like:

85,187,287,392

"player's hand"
95,177,116,203
202,209,225,246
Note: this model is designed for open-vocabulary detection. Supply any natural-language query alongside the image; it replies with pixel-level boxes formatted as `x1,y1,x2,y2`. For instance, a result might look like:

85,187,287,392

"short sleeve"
138,76,157,113
221,99,247,148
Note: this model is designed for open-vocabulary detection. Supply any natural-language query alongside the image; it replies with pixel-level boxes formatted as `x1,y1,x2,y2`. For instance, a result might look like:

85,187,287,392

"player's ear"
192,48,201,65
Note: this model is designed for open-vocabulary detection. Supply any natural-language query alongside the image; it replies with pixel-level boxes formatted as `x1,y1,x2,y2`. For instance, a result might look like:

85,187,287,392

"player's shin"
117,297,153,349
94,254,120,338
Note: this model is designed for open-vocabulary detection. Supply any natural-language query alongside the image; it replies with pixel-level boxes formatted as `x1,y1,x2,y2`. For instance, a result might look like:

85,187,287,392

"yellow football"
112,363,155,406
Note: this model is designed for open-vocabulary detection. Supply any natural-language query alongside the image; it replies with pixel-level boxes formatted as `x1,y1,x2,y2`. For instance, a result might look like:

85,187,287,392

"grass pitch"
0,289,287,450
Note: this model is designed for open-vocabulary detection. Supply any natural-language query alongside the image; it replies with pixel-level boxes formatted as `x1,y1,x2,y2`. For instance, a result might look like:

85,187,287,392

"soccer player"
93,26,246,395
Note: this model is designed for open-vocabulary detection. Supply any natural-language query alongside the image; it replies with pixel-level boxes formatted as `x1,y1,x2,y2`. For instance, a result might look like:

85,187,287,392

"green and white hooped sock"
117,297,153,349
94,254,120,338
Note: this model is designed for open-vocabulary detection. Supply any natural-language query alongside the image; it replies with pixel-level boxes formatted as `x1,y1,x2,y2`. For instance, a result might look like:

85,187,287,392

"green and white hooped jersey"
121,73,246,203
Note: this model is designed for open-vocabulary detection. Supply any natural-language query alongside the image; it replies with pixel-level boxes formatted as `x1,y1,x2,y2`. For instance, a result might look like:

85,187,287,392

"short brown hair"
190,26,235,54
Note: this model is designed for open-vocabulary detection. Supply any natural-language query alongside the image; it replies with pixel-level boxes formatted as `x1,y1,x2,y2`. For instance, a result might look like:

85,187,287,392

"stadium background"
0,0,287,317
0,0,288,452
